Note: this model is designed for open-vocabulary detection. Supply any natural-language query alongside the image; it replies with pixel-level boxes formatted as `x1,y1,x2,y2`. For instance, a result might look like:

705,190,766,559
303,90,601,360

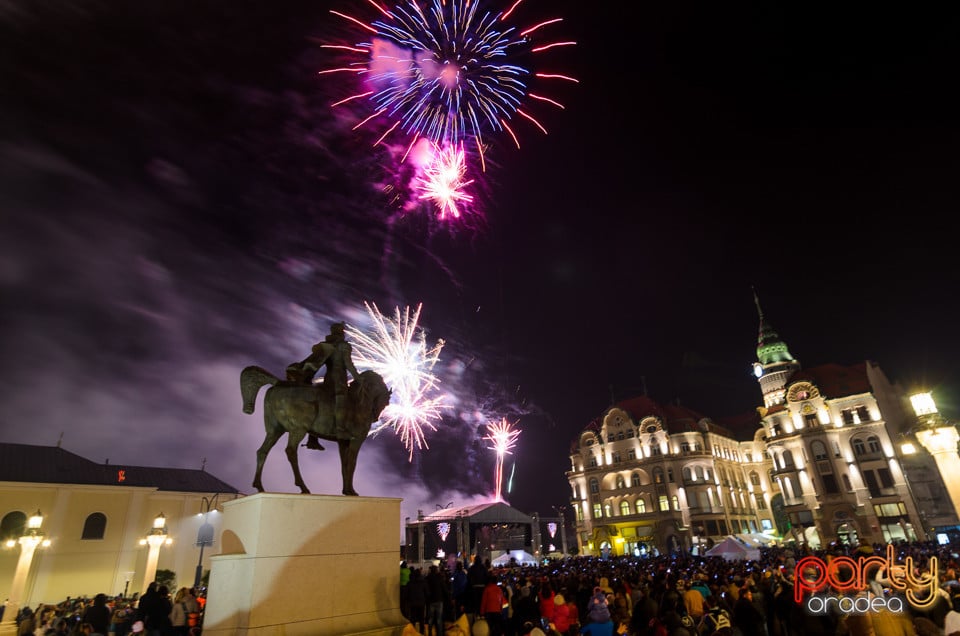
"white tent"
704,536,761,561
491,549,539,566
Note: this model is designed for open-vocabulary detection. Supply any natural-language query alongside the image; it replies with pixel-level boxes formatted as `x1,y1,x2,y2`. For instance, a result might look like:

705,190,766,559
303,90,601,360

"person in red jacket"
480,575,506,636
552,593,572,635
538,580,556,626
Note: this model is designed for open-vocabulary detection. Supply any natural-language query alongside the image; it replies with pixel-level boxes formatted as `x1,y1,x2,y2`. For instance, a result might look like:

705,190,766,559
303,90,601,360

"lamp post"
552,505,569,558
910,392,960,520
0,510,50,636
139,513,170,595
194,494,220,589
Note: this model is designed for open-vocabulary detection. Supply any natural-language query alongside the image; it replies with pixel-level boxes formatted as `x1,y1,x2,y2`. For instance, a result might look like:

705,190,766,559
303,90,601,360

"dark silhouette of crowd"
401,539,960,636
7,585,206,636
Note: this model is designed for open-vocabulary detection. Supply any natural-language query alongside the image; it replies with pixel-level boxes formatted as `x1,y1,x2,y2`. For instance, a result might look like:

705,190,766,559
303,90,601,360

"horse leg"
339,439,360,496
253,421,284,493
285,431,311,494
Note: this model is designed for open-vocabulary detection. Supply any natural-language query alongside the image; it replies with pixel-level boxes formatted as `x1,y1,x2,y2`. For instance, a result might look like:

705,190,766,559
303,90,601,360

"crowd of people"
7,584,204,636
401,540,960,636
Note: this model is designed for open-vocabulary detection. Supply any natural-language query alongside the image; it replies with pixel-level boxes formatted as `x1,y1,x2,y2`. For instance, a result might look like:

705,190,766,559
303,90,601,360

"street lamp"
139,513,171,595
552,505,569,557
194,494,220,589
0,510,51,636
909,392,960,521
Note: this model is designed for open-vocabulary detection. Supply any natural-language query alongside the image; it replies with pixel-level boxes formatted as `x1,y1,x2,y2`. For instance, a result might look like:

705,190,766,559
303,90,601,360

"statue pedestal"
202,493,407,636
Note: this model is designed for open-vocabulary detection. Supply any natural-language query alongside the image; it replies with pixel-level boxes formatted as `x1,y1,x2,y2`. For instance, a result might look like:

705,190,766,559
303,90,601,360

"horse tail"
240,365,279,414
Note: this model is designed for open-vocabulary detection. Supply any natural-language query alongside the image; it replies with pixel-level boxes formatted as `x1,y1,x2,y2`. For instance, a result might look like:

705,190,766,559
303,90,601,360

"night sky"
1,1,958,535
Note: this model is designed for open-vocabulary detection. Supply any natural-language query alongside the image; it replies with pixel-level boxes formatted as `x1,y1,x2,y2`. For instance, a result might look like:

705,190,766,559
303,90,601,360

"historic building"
0,443,241,606
567,299,958,556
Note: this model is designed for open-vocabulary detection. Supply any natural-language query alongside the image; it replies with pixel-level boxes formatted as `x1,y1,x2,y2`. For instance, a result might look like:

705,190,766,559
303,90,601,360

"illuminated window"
653,468,664,484
671,495,680,511
620,501,630,516
659,496,669,512
604,504,612,517
81,513,107,540
593,503,602,518
635,499,646,514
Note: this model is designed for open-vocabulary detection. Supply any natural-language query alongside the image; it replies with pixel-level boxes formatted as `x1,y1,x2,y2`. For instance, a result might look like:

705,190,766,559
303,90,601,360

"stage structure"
403,501,567,566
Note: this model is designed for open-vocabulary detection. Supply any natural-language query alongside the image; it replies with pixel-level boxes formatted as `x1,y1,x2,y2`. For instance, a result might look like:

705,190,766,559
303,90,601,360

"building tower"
751,290,800,408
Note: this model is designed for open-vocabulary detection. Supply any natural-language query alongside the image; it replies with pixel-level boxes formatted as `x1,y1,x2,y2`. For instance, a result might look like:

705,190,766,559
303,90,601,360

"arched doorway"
837,522,858,546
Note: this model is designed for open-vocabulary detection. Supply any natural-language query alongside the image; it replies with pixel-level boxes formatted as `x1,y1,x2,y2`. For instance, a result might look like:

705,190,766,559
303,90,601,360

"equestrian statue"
241,323,391,495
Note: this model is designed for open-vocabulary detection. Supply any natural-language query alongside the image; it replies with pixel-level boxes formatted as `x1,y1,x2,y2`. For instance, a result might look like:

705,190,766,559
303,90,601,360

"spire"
752,287,796,365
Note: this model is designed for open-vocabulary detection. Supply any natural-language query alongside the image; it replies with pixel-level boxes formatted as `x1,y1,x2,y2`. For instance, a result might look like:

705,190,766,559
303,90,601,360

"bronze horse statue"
241,366,391,496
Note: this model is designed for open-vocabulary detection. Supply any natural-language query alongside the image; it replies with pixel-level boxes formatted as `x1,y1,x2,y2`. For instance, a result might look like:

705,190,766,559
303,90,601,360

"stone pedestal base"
202,493,407,636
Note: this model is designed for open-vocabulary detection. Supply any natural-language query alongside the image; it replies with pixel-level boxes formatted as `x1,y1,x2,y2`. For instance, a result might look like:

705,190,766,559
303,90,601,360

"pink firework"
483,418,521,502
416,142,475,220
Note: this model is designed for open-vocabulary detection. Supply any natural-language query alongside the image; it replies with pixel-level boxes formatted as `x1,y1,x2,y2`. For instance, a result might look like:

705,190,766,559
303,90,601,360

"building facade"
0,443,241,605
567,300,957,556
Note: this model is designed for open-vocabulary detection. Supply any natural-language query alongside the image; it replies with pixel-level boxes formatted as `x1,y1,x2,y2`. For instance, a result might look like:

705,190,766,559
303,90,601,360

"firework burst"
321,0,577,219
483,417,520,502
346,302,447,459
415,142,475,219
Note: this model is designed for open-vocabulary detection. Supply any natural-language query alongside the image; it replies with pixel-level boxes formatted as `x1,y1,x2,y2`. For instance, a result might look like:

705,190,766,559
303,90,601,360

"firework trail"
483,417,520,502
347,301,448,460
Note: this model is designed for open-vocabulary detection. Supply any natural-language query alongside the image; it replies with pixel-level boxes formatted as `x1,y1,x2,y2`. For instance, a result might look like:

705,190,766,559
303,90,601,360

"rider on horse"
285,321,361,451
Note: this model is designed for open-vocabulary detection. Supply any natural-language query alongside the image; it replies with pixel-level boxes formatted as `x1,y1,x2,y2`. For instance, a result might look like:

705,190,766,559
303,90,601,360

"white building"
0,443,241,605
567,298,957,556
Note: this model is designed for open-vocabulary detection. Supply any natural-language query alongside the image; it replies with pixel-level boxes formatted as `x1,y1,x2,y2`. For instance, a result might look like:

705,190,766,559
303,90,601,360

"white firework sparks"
347,301,447,459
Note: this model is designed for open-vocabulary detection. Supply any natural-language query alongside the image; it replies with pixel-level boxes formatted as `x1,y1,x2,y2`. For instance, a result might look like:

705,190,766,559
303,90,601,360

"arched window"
682,467,693,481
589,478,599,494
635,498,646,514
616,476,626,490
631,473,641,488
593,503,602,518
653,468,664,484
0,511,26,542
81,513,107,540
811,441,828,460
750,471,761,486
671,495,680,511
604,504,613,517
867,436,882,453
852,438,866,455
620,501,630,516
658,495,669,511
695,466,705,480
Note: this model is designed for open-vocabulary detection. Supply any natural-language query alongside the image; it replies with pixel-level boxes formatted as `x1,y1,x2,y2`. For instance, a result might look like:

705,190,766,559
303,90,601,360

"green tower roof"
754,289,796,365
